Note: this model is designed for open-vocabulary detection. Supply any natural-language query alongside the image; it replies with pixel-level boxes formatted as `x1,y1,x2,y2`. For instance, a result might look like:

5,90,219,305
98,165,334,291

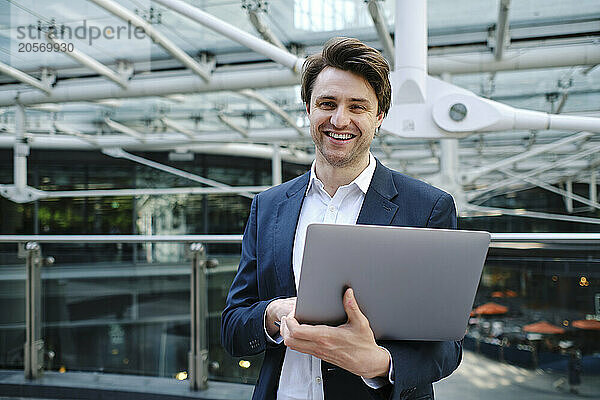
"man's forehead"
311,67,377,102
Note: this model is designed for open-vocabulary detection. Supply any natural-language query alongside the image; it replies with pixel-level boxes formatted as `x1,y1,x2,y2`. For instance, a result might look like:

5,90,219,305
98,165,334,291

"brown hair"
301,37,391,116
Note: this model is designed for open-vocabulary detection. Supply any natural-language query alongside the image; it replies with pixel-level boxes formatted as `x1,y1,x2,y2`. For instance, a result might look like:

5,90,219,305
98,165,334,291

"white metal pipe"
102,148,255,199
247,10,286,51
464,203,600,225
238,89,305,136
468,142,600,200
161,117,197,139
104,117,146,141
494,0,511,61
46,33,128,89
549,114,600,132
88,0,211,82
367,0,394,69
0,62,51,95
463,131,593,183
153,0,304,73
0,68,299,107
218,113,248,137
53,123,99,145
499,169,600,210
429,43,600,75
31,186,269,199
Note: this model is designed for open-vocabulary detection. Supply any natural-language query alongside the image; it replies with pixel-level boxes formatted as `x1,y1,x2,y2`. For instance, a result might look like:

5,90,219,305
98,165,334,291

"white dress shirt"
264,154,393,400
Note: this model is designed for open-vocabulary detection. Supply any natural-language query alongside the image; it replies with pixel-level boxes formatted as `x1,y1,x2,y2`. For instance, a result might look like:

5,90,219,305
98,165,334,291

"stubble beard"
312,128,370,169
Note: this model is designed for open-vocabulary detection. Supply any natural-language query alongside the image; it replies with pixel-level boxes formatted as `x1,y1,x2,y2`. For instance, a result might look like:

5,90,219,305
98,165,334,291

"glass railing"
0,233,599,396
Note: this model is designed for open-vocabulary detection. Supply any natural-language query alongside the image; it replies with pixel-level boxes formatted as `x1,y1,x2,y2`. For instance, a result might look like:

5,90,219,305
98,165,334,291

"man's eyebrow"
314,95,370,103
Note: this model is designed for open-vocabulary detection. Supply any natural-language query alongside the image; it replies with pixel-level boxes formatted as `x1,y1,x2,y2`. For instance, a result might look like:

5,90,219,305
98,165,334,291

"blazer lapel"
357,160,399,225
273,172,309,295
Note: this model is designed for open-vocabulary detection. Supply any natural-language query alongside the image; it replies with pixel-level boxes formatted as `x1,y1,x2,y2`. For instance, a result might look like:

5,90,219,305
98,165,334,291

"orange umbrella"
572,319,600,330
522,321,565,334
504,289,518,298
473,302,508,315
491,291,504,298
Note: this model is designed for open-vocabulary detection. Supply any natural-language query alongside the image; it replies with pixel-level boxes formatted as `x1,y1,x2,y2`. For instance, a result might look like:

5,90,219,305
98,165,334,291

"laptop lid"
294,223,490,341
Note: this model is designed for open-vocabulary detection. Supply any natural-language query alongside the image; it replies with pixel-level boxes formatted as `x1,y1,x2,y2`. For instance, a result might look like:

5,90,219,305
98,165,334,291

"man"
222,37,461,400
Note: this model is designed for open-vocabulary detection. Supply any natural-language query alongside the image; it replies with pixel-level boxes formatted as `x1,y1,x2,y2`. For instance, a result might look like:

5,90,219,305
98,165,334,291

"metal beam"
463,203,600,225
463,131,594,184
367,0,395,69
247,9,286,50
498,168,600,210
46,33,129,89
161,117,197,139
218,113,249,138
88,0,211,82
104,117,146,141
468,141,600,201
153,0,304,73
53,123,99,145
0,67,299,106
238,89,305,136
428,42,600,75
23,186,269,199
102,148,255,199
494,0,511,61
0,62,51,95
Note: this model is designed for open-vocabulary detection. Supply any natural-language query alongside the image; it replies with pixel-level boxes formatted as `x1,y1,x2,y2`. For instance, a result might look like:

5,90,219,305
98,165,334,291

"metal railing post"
24,241,44,379
189,243,208,390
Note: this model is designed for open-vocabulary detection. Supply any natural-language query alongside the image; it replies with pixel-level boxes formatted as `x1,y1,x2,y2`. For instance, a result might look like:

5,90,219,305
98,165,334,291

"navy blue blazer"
221,160,462,400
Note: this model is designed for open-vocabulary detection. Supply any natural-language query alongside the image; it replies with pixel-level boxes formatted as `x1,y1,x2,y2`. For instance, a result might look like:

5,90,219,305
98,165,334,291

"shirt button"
316,377,322,384
329,205,336,213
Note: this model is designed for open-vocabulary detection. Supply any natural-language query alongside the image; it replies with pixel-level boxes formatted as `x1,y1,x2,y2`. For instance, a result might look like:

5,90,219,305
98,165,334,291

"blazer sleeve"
221,195,272,357
380,192,462,398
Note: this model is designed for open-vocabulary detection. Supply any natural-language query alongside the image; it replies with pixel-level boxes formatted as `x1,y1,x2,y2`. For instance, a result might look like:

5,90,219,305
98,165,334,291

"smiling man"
222,37,462,400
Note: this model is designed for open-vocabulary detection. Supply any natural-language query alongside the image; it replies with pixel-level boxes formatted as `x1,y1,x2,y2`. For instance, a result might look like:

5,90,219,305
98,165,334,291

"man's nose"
330,107,350,128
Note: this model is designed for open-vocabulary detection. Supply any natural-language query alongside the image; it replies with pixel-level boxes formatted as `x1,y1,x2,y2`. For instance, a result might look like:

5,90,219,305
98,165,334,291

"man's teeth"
327,132,354,140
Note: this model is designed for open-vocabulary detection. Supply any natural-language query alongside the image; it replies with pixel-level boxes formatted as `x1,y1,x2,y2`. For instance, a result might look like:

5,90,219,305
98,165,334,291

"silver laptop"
295,223,490,341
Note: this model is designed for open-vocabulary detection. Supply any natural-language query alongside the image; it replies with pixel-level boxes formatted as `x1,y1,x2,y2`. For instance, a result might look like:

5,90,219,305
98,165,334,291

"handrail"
0,235,243,243
0,233,600,244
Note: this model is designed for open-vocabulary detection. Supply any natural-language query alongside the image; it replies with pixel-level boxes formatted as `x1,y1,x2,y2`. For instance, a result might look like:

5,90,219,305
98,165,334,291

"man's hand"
281,288,390,379
265,297,296,338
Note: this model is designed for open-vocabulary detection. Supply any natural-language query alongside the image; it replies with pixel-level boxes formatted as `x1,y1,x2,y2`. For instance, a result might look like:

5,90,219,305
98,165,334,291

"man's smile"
323,131,357,141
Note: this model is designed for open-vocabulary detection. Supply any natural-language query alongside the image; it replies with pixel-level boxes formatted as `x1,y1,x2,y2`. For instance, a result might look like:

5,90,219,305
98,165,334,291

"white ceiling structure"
0,0,599,224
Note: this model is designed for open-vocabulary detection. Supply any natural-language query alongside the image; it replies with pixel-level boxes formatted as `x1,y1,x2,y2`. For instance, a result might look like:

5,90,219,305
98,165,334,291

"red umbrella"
522,321,565,334
473,302,508,315
572,319,600,330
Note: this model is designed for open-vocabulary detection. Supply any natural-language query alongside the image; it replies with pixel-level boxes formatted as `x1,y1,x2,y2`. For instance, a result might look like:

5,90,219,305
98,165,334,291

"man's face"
307,67,384,169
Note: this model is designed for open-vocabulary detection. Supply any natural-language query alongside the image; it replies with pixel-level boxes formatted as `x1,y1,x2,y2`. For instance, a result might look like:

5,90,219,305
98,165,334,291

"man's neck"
314,154,370,197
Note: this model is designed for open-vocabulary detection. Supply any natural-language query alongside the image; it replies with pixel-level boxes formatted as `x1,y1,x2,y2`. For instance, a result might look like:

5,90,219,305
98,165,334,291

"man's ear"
375,111,384,128
305,103,310,115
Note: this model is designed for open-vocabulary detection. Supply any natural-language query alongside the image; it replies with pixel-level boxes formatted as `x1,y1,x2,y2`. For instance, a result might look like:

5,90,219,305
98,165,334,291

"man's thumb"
343,288,361,320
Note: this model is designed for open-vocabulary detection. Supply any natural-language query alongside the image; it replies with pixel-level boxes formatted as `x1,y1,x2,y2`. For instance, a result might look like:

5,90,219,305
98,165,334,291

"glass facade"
1,149,599,394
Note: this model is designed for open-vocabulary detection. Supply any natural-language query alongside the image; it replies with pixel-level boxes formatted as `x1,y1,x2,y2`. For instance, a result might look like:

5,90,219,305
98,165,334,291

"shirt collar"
306,153,376,195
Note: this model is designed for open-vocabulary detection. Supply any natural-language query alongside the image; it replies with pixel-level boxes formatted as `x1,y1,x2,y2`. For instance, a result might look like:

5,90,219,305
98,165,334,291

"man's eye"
351,104,367,111
319,102,335,109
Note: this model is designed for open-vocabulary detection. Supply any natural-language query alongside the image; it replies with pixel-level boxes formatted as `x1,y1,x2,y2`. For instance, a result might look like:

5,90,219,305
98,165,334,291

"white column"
14,104,28,191
272,143,282,186
565,180,573,213
591,171,597,204
393,0,427,103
